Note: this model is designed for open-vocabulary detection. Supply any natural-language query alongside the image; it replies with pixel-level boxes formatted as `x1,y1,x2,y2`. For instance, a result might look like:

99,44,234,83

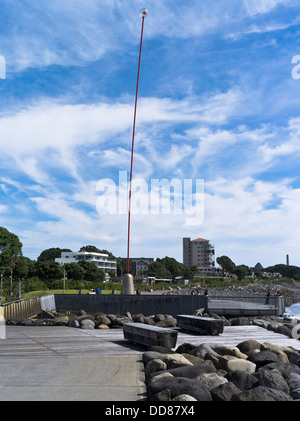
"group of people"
191,288,208,296
265,289,282,304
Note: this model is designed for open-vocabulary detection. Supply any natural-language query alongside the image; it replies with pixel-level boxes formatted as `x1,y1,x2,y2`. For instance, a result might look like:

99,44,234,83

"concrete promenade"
0,324,300,401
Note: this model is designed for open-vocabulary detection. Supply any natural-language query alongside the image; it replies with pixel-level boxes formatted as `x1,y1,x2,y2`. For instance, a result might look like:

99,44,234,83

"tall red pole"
127,10,147,274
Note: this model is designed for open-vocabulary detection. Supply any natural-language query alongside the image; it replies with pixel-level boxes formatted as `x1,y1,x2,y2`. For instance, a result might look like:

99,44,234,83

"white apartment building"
55,251,117,276
183,237,215,272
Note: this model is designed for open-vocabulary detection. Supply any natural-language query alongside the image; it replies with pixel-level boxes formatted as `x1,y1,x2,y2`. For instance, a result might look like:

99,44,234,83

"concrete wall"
54,294,208,317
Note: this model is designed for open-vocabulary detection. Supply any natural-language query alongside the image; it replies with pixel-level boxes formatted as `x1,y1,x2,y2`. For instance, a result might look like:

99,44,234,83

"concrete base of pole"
121,273,135,295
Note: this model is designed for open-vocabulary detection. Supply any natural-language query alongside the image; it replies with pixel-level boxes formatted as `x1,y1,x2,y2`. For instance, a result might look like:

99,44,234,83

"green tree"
216,255,236,275
0,227,23,268
37,247,72,262
65,262,86,281
35,260,64,284
78,261,105,283
148,257,193,280
234,264,251,280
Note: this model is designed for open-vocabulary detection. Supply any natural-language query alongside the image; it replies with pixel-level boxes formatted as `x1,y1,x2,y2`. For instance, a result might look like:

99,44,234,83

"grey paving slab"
0,326,146,401
0,324,299,401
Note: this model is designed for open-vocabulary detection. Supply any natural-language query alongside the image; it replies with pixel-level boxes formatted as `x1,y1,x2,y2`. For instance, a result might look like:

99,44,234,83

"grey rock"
254,370,290,394
290,388,300,400
150,389,172,401
232,387,275,401
225,371,258,391
236,339,262,355
210,382,242,401
196,372,228,391
68,318,80,328
248,351,278,368
253,386,293,401
258,362,300,380
172,394,197,401
80,319,95,329
147,376,212,401
145,359,168,377
150,359,216,380
287,373,300,392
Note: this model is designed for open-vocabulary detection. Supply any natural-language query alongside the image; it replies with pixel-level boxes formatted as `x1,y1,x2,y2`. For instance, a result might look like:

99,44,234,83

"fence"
54,294,208,317
207,294,285,316
2,297,42,320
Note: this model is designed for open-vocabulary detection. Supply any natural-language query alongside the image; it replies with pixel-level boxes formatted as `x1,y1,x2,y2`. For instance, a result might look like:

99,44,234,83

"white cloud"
243,0,292,16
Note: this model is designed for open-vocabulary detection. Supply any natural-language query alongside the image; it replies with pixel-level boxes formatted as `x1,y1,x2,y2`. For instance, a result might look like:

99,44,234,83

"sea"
284,302,300,318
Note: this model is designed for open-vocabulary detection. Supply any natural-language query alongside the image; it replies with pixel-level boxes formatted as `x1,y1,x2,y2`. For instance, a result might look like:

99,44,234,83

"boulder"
172,394,197,401
225,358,256,374
148,372,174,385
80,319,95,329
145,359,168,377
210,381,242,401
163,354,193,369
252,386,293,401
287,373,300,392
150,389,172,401
153,314,166,323
97,323,110,329
211,345,248,359
283,349,300,366
192,343,218,359
276,324,292,337
54,316,69,326
150,360,216,380
147,376,212,401
253,370,290,394
258,362,300,380
95,315,111,326
181,353,204,365
132,313,146,323
175,343,197,354
232,387,275,401
155,319,177,328
196,372,228,391
247,351,278,368
68,318,80,328
290,388,300,400
225,371,258,391
143,351,164,364
236,339,262,355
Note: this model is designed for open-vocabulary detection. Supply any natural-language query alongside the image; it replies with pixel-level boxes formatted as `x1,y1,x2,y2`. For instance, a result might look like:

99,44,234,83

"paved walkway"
0,326,146,401
0,324,299,401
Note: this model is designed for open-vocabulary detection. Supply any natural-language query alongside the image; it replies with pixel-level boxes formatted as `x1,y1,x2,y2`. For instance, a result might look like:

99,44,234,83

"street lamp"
122,9,148,295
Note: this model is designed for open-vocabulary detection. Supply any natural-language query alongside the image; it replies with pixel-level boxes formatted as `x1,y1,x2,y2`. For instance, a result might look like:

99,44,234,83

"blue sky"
1,0,300,267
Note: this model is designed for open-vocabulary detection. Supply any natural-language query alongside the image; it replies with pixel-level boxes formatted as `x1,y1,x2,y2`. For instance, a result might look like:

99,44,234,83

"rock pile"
5,311,177,330
144,340,300,401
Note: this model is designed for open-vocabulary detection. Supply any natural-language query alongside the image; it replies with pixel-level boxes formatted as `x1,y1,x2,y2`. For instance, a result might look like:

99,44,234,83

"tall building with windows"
55,251,117,276
183,237,215,273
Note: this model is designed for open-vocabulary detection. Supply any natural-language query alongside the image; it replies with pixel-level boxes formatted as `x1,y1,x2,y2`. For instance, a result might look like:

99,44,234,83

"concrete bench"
123,323,178,349
176,315,224,335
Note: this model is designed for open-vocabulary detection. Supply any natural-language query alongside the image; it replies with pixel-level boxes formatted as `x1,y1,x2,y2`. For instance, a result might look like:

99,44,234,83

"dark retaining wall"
54,294,208,317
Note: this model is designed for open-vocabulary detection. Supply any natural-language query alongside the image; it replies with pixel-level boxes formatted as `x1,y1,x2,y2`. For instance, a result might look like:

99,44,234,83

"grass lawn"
23,289,121,298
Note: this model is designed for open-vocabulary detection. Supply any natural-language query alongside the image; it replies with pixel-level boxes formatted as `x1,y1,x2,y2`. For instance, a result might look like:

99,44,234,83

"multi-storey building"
183,237,215,274
55,251,117,276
